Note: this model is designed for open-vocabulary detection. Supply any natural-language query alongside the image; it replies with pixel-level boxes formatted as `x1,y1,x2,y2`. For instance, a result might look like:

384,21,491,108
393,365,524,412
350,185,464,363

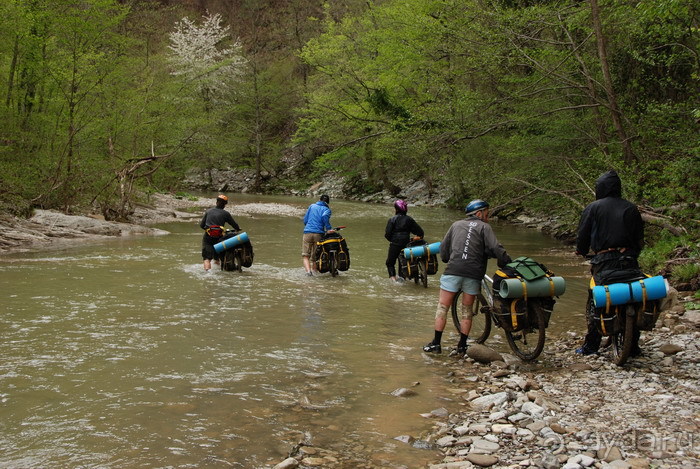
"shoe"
575,346,598,356
449,346,467,357
423,343,442,353
306,271,313,277
631,347,642,357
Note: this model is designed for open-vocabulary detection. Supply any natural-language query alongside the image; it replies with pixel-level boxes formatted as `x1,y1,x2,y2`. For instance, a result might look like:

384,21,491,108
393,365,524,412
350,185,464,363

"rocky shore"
270,293,699,469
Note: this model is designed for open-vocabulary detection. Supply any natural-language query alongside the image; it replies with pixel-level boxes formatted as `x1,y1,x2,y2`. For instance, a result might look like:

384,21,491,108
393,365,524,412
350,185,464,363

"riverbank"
270,293,699,469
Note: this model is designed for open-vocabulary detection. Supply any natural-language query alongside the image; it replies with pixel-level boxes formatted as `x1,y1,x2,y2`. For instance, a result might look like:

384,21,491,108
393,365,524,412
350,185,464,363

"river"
0,194,591,468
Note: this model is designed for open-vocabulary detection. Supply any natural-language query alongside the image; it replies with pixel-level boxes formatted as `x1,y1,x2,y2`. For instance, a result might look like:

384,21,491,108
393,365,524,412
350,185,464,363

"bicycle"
584,261,664,366
451,274,551,361
316,227,349,277
400,238,433,288
219,230,252,272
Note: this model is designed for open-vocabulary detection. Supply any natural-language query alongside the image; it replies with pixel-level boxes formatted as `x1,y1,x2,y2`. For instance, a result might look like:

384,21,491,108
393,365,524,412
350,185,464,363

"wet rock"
391,387,417,397
467,344,504,364
394,435,415,445
273,457,299,469
466,453,499,467
412,439,436,450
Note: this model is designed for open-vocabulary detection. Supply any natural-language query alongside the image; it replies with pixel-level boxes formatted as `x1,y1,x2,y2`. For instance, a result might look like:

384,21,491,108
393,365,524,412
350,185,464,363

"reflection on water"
0,194,590,468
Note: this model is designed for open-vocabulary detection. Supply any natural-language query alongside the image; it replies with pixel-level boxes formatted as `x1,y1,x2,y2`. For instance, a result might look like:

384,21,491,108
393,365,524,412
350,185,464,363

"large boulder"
468,344,504,364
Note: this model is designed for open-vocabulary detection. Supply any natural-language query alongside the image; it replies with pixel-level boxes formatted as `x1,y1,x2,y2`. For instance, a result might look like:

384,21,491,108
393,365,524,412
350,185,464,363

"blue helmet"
465,199,489,215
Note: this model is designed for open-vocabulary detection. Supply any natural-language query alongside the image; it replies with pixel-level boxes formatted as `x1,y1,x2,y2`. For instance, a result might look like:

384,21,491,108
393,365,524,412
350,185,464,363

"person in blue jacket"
302,194,333,276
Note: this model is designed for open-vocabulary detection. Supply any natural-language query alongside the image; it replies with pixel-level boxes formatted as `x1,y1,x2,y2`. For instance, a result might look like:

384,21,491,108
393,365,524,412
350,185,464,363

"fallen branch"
509,177,585,209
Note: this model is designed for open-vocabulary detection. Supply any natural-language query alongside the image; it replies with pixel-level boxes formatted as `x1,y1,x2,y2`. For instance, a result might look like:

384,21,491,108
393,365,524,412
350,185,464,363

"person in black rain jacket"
575,169,645,355
385,199,424,282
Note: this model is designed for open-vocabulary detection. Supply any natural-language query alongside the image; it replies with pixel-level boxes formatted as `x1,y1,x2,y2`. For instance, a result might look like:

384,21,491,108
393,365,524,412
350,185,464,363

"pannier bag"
239,240,254,267
218,232,254,268
401,239,439,277
315,232,350,272
491,257,558,331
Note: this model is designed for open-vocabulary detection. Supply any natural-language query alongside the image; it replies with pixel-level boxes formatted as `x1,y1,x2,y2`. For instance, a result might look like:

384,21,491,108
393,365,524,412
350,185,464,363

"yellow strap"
317,238,343,246
519,277,528,300
639,279,647,311
547,276,555,296
510,300,519,329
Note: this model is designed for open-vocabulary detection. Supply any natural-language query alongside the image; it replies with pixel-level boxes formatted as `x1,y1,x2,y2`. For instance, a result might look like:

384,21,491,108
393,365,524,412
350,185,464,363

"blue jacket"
303,201,332,233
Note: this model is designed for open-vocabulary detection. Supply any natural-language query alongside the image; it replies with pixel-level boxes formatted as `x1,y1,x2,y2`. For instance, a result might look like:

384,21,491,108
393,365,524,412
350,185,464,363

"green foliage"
671,263,700,283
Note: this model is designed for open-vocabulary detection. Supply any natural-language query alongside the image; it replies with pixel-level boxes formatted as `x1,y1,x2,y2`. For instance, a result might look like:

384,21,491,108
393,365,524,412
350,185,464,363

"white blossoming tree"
168,12,246,105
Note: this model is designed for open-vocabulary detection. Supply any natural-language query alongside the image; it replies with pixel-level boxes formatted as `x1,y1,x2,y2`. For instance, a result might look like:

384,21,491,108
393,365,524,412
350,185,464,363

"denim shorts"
439,274,481,295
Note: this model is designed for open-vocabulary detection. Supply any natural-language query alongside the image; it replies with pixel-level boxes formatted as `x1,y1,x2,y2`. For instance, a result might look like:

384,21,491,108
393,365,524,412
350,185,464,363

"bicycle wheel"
220,250,234,271
234,249,243,272
505,301,546,361
330,252,338,277
419,260,428,288
451,290,491,344
611,305,635,366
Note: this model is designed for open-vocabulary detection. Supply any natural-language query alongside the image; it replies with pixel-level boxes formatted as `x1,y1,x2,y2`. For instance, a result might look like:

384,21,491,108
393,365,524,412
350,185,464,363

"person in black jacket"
575,170,645,355
385,199,424,282
200,195,241,271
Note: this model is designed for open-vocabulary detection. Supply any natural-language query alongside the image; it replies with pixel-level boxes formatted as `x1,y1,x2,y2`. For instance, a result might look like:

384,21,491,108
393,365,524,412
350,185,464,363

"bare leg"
302,255,312,274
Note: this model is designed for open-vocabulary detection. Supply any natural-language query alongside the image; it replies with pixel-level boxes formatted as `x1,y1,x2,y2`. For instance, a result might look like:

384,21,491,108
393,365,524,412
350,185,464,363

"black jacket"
576,170,644,257
385,213,424,246
200,207,240,232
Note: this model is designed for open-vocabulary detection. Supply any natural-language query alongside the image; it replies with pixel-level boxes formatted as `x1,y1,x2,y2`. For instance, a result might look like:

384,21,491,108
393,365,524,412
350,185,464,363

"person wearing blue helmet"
385,199,424,282
423,199,512,356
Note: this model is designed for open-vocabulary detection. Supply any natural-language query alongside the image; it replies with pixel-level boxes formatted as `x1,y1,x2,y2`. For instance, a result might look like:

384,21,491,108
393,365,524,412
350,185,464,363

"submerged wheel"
221,250,234,271
451,290,491,344
505,301,546,361
234,250,243,272
612,305,635,366
330,252,338,277
419,260,428,288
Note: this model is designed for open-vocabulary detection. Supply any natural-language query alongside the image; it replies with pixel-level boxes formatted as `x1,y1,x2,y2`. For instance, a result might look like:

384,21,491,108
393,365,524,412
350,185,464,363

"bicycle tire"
505,301,546,361
234,250,243,272
221,250,234,271
612,305,635,366
451,290,491,344
330,252,338,277
419,260,428,288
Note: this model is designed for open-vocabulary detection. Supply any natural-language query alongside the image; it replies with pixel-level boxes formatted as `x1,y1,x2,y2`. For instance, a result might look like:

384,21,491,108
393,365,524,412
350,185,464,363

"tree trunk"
589,0,636,163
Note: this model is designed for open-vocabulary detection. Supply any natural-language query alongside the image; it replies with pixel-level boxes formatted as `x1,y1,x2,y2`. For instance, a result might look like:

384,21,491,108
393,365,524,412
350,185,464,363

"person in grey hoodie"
575,169,645,355
423,199,511,356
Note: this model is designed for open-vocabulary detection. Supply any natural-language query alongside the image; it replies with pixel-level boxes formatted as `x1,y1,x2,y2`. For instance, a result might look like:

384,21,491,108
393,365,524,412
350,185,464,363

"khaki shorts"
302,233,322,260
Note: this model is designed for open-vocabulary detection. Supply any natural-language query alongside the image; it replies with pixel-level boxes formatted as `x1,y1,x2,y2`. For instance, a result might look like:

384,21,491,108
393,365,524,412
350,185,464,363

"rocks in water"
391,387,417,397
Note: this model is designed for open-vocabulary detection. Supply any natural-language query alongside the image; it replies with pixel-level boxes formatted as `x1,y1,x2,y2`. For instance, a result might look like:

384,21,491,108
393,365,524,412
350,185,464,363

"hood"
595,170,622,199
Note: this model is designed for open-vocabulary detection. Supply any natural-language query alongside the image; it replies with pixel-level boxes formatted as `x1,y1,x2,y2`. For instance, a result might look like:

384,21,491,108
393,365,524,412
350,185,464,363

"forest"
0,0,698,275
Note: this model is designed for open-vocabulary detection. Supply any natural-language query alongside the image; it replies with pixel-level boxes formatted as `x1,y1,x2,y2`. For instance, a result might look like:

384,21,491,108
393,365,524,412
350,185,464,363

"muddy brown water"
0,194,591,468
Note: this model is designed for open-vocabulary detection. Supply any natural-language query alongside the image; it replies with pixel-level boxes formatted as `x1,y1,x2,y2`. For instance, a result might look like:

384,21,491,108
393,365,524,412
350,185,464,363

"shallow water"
0,194,591,468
